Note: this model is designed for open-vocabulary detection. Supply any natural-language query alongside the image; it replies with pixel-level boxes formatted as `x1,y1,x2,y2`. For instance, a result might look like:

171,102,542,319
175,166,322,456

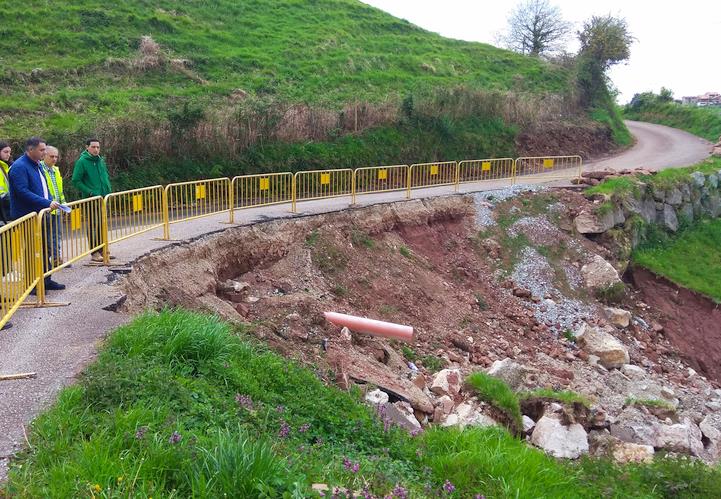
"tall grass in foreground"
4,310,721,498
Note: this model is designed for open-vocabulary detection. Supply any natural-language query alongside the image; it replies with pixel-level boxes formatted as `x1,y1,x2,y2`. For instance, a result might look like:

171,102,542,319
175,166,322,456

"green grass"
465,372,523,433
399,246,412,259
633,217,721,303
625,397,676,411
625,99,721,142
519,389,591,408
5,310,721,498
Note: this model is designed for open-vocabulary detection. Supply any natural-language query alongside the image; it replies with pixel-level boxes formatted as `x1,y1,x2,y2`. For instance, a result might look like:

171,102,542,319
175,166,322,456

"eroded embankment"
630,267,721,382
120,190,721,464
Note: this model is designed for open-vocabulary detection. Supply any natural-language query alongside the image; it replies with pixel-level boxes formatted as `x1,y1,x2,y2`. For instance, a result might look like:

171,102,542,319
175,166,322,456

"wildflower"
342,456,360,473
134,426,148,440
92,484,102,493
278,420,291,438
392,484,409,499
168,431,182,444
276,405,285,413
474,495,486,499
409,427,422,437
298,423,311,433
443,480,456,494
235,393,253,410
117,475,124,484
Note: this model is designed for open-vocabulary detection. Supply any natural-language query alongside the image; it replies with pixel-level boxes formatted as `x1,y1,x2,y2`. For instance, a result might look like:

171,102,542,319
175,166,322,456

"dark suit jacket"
9,153,52,219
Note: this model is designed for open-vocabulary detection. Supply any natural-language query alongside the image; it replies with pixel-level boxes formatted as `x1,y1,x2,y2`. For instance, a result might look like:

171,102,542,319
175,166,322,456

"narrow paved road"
0,121,711,481
585,120,711,171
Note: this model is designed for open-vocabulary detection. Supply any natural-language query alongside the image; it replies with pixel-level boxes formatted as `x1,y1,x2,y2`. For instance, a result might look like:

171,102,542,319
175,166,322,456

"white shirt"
37,165,49,200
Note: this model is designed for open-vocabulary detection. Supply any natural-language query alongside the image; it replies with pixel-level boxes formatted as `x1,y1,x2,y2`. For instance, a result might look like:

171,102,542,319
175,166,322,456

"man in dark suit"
8,137,65,291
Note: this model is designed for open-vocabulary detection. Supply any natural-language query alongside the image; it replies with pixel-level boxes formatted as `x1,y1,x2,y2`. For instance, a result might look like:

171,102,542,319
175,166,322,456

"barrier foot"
21,301,70,309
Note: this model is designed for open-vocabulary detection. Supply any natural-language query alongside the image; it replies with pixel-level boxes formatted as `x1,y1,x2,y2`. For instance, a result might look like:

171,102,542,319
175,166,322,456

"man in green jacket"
72,138,112,262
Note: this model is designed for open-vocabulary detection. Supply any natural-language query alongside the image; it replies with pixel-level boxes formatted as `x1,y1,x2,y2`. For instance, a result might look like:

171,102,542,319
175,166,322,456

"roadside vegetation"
624,90,721,142
4,310,721,498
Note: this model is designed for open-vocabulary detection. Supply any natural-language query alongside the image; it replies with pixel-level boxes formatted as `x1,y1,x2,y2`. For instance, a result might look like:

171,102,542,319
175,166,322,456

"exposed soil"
630,267,721,383
516,120,615,159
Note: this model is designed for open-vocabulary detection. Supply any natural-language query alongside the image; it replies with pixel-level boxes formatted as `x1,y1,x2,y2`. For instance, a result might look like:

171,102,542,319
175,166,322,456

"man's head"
45,146,59,168
25,137,47,163
0,141,11,163
85,138,100,157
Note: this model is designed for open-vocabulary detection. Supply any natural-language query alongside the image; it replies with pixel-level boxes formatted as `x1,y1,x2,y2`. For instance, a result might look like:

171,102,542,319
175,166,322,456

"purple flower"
276,405,285,413
134,426,148,440
298,423,311,433
235,394,253,410
443,480,455,494
409,427,422,437
342,456,360,473
168,431,182,444
474,495,486,499
392,484,409,498
278,420,291,438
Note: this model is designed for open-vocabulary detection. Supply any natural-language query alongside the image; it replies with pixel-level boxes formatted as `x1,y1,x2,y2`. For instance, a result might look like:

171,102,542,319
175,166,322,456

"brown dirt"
516,121,615,159
630,267,721,383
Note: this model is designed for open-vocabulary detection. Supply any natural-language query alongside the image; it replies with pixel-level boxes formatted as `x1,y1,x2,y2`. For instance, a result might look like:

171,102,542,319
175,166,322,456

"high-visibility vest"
0,160,9,196
41,163,66,214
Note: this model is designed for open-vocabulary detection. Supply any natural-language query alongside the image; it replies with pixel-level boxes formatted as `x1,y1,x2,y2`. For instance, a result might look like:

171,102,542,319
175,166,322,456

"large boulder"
655,419,704,456
581,255,622,290
700,413,721,460
610,407,657,446
575,323,629,369
574,209,616,234
613,441,655,464
604,307,631,328
531,414,589,459
666,188,683,206
430,369,462,398
486,358,529,390
691,171,706,187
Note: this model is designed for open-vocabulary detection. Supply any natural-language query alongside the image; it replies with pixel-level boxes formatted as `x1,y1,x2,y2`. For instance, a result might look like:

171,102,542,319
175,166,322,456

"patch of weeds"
305,230,320,247
459,315,474,328
401,346,417,362
594,282,626,305
561,329,576,343
331,285,347,297
399,246,412,259
624,397,675,411
351,230,375,249
595,200,615,217
497,232,531,268
519,389,591,408
466,372,522,433
474,293,488,311
379,304,399,315
312,240,349,274
420,355,446,373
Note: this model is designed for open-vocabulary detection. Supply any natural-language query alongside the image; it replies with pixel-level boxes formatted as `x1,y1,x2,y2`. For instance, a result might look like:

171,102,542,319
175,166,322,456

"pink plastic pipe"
324,311,414,342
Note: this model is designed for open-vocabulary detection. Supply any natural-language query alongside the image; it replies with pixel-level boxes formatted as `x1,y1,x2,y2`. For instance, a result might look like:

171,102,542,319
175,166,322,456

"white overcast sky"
362,0,718,103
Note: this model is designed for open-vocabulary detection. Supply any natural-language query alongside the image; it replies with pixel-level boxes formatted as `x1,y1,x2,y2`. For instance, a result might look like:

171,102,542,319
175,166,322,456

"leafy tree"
503,0,571,57
576,15,634,107
659,87,674,102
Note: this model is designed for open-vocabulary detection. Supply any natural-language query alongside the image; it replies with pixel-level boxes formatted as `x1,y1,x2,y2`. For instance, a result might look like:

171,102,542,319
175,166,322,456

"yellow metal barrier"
163,178,231,239
230,172,293,223
0,213,41,329
292,169,354,212
36,196,105,303
458,158,515,184
513,155,583,182
352,165,410,203
409,161,458,193
105,186,164,244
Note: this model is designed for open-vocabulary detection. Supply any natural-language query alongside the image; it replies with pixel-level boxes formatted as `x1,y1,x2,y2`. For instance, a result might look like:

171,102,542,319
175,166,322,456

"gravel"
472,185,546,228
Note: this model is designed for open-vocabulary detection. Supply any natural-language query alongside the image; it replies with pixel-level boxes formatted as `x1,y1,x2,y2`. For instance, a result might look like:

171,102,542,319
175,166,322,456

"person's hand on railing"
49,201,61,211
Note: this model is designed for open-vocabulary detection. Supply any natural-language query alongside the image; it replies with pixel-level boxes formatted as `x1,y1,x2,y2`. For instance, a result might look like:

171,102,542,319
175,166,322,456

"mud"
630,267,721,383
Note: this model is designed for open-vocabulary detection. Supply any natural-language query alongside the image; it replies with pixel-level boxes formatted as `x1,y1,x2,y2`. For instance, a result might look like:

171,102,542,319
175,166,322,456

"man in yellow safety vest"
41,146,66,267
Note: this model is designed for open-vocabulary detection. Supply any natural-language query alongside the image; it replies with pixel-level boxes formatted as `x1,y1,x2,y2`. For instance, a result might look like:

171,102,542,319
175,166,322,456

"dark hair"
0,141,9,151
25,136,46,149
85,138,100,146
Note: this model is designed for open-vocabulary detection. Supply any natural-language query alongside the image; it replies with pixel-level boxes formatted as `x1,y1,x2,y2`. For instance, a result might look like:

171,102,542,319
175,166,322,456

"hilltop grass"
624,99,721,142
6,310,721,497
633,217,721,303
519,389,592,408
0,0,569,138
466,372,523,433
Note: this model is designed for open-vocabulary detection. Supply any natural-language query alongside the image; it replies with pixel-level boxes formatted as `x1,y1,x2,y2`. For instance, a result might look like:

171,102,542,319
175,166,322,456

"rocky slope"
118,187,721,464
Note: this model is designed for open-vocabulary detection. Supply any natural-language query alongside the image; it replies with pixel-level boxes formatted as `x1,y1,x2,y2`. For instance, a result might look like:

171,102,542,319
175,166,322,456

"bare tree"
503,0,571,57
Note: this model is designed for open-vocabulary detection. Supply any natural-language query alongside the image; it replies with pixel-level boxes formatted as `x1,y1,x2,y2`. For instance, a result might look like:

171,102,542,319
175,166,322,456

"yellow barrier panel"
458,158,515,184
409,161,458,191
352,165,409,203
230,172,293,222
164,178,231,239
36,196,105,302
514,155,583,182
0,213,41,330
105,186,164,245
292,169,354,212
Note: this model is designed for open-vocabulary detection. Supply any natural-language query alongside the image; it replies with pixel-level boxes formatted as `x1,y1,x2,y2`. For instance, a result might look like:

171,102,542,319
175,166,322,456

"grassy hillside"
1,0,568,137
624,93,721,142
1,0,622,195
4,310,721,497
